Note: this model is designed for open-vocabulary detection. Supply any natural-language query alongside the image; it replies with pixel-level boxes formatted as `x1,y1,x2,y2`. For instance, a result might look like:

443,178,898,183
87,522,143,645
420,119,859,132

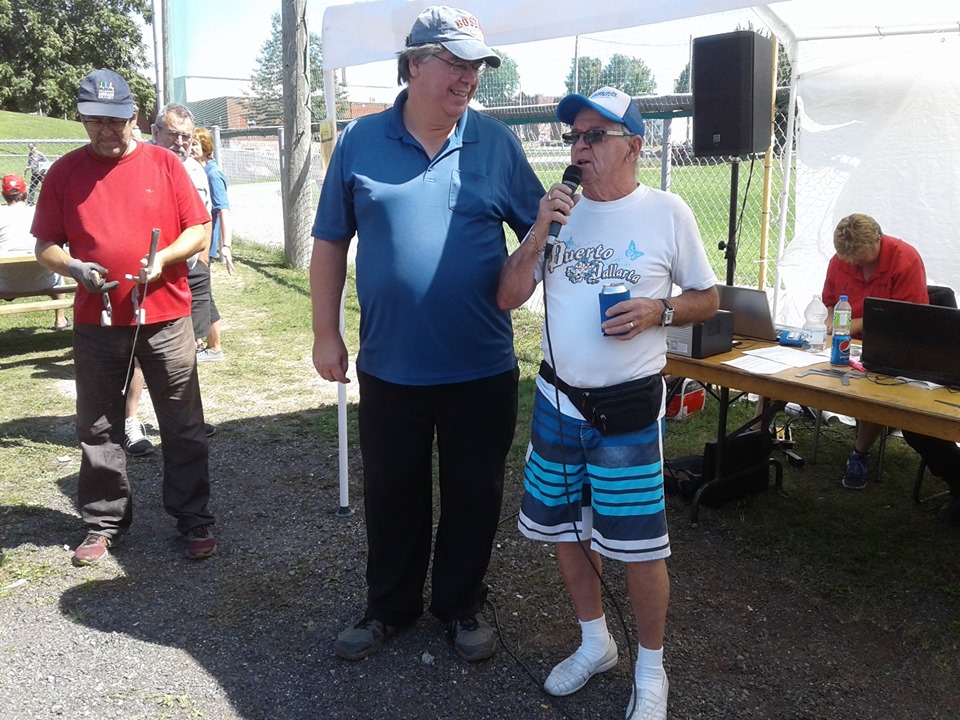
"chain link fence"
6,98,795,289
204,91,794,289
0,139,88,205
480,93,794,294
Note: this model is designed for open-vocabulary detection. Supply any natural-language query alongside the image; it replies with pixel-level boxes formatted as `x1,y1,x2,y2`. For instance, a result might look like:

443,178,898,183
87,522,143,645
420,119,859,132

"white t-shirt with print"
535,183,716,409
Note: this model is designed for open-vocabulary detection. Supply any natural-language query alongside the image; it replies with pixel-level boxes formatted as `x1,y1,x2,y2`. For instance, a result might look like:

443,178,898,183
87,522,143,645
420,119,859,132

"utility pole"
161,0,172,107
281,0,313,268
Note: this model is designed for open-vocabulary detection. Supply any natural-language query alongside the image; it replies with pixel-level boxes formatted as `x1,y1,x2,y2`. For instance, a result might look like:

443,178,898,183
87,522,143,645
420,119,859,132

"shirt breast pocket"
448,170,493,217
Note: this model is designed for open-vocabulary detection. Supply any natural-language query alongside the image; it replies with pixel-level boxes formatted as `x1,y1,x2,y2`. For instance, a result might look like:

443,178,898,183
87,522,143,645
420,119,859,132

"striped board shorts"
517,387,670,563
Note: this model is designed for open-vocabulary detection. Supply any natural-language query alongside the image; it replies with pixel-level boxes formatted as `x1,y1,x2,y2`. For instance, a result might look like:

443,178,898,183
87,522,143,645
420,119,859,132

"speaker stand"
720,157,741,286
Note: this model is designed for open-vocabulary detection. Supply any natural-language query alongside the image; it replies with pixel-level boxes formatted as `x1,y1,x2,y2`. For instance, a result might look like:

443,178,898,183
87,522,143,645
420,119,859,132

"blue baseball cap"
557,86,645,138
406,6,501,68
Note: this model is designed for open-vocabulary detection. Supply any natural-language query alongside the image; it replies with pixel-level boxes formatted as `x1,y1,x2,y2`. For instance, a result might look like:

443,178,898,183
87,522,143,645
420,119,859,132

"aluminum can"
830,333,851,366
599,282,630,335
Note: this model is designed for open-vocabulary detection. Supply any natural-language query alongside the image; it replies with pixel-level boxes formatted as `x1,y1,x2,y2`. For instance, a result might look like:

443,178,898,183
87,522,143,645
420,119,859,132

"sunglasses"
561,129,635,146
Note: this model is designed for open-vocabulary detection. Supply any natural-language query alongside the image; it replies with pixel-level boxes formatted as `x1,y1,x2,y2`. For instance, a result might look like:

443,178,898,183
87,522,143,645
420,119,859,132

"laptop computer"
861,297,960,388
716,284,779,341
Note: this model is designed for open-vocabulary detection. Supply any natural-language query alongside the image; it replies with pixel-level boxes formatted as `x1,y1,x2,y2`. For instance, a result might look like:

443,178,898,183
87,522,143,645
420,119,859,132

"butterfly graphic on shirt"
625,240,644,261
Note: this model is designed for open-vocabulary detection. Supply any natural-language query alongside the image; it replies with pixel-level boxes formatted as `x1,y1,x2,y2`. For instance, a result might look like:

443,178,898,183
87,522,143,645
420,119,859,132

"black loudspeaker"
692,30,774,157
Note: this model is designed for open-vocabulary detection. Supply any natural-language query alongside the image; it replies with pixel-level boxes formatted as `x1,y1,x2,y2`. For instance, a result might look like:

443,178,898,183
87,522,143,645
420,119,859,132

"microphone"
547,164,582,243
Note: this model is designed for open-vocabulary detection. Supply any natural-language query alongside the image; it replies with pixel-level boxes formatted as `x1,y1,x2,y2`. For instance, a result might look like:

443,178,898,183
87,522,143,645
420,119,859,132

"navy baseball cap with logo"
406,5,501,68
557,86,645,138
77,69,135,118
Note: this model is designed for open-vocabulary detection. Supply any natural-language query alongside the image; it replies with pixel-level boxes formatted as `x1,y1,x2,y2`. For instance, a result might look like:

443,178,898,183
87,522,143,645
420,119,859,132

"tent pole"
770,51,800,322
321,66,353,517
757,34,779,290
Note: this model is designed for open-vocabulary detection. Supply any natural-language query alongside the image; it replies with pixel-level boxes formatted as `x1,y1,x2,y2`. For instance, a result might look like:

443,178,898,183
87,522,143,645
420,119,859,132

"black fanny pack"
538,361,663,436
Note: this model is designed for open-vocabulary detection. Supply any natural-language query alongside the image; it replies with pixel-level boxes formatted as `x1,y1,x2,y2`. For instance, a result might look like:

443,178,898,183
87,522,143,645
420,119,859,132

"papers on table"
723,346,830,375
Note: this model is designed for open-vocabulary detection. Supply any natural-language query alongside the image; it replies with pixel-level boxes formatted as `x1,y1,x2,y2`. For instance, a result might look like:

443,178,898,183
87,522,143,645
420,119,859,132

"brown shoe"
186,525,217,559
72,533,110,566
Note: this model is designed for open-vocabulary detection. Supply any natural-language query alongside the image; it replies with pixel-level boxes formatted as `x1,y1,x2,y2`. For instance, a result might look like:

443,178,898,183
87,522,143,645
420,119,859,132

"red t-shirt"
31,143,210,326
821,234,929,337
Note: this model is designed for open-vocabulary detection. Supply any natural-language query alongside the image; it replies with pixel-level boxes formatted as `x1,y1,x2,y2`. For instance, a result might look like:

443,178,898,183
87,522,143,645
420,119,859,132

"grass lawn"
2,241,958,662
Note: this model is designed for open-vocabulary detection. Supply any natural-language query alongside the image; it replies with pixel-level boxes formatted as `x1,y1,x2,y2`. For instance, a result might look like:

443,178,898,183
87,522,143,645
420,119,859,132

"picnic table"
0,254,76,316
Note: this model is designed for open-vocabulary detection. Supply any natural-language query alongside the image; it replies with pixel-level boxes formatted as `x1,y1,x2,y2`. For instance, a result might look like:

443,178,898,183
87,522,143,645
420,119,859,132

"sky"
147,1,761,104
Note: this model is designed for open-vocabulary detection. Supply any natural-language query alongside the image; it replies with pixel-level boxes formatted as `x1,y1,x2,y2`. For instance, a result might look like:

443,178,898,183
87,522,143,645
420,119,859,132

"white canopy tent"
319,0,960,509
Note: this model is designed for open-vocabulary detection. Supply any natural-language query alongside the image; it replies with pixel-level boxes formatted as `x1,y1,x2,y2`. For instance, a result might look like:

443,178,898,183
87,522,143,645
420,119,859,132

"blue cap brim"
556,94,645,137
439,39,501,68
77,101,135,119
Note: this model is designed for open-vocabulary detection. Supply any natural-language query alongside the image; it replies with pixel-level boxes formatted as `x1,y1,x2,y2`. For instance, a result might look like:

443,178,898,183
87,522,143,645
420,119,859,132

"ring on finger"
629,321,635,330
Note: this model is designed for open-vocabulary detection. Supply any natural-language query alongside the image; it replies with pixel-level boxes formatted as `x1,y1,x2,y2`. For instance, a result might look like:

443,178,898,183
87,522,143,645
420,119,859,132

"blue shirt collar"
387,88,474,155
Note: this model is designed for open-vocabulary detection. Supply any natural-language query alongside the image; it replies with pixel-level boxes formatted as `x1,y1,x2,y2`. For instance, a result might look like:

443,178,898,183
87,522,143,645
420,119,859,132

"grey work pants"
73,317,211,538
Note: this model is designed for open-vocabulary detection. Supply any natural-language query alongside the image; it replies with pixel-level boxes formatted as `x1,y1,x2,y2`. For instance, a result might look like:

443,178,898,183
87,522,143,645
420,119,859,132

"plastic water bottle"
830,295,852,365
801,295,828,352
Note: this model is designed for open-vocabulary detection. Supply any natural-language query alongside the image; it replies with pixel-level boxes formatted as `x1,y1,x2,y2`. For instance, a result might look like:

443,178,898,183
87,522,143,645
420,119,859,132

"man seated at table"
0,174,70,330
822,213,960,524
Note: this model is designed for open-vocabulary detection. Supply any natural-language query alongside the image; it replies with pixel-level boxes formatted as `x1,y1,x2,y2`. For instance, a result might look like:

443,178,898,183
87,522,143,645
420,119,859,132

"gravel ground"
2,210,958,718
3,402,960,720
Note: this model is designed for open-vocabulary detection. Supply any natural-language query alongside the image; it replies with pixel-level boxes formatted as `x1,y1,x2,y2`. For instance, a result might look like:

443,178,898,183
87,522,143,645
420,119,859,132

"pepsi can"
830,333,851,366
599,282,630,335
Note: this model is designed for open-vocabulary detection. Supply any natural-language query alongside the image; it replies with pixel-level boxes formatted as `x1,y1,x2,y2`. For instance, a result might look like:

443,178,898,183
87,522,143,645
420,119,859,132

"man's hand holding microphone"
530,164,582,255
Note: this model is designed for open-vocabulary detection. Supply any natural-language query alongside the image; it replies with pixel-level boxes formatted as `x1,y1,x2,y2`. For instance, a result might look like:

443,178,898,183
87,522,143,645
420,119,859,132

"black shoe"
937,496,960,526
205,423,217,437
333,617,396,660
448,614,496,662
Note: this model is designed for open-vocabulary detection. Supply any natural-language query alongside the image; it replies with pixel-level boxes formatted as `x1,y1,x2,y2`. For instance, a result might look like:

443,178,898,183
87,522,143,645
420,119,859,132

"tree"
0,0,155,119
474,50,520,108
599,54,656,96
674,63,690,93
248,11,346,126
564,56,603,96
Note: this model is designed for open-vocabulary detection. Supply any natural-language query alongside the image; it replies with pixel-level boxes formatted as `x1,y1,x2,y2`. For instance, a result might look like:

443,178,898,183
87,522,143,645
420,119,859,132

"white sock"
635,645,666,695
124,417,137,435
578,616,611,662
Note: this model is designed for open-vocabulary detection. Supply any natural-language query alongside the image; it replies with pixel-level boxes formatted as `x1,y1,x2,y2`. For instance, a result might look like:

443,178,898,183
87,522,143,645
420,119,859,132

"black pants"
901,431,960,495
357,368,518,626
188,261,219,341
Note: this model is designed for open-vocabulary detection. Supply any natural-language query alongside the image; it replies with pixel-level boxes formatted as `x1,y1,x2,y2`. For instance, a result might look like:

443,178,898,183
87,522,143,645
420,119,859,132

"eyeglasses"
155,126,193,143
83,116,133,131
432,55,487,78
561,129,635,146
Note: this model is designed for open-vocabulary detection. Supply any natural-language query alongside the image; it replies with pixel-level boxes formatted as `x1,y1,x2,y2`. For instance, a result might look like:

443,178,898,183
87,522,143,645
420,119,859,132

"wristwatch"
660,298,675,327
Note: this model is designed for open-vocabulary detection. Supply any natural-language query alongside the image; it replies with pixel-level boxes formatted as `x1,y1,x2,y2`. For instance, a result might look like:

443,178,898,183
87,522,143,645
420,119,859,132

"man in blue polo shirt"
310,5,543,663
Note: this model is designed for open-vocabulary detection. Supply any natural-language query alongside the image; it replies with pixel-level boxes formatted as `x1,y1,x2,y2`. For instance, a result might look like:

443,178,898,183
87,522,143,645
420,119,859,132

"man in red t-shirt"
822,214,960,524
32,69,218,564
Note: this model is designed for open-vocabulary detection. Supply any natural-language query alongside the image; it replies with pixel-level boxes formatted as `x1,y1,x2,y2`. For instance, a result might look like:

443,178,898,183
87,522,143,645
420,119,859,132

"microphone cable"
538,217,640,710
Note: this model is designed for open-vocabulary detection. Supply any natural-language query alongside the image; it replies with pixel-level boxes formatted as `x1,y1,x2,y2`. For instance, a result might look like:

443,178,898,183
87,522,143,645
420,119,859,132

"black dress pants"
357,368,518,626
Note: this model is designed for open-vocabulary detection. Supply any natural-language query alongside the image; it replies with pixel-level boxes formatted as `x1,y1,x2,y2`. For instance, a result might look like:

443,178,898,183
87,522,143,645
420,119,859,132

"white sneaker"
544,634,618,697
124,419,154,457
625,675,668,720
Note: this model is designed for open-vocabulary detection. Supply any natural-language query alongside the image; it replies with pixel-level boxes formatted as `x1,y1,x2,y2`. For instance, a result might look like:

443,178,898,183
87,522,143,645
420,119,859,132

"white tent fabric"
767,13,960,324
322,0,960,323
319,0,960,505
321,0,764,70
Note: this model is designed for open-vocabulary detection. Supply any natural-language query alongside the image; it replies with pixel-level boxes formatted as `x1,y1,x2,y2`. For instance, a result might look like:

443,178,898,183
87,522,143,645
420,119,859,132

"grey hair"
156,102,195,126
397,43,444,86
